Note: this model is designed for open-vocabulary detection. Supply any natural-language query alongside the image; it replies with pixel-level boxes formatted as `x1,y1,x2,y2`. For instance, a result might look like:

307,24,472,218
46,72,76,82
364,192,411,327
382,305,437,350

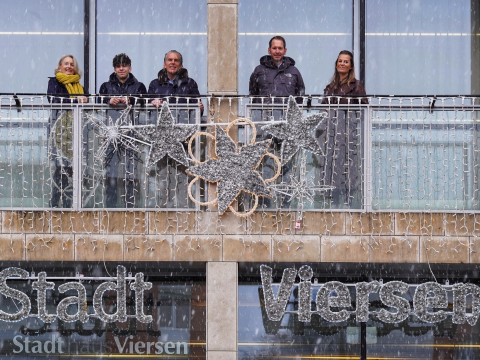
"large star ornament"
262,95,327,164
186,127,273,215
132,101,197,167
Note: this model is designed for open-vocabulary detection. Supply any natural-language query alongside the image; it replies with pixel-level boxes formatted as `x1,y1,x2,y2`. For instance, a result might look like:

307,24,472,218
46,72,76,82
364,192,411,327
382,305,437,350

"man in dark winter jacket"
249,36,305,99
98,53,146,105
148,50,203,113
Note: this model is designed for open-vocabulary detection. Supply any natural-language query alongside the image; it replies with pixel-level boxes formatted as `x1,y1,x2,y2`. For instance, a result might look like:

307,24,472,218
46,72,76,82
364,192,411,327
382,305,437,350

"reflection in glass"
0,261,206,359
239,262,480,360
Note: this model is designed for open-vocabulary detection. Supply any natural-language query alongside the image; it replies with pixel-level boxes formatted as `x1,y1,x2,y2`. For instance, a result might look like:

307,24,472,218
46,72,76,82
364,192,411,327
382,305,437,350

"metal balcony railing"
0,95,479,213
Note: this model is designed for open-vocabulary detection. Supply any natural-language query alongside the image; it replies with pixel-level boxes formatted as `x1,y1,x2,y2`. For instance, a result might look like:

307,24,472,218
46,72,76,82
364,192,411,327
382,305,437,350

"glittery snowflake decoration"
269,150,334,211
262,95,326,164
186,123,279,216
132,101,197,167
84,106,140,159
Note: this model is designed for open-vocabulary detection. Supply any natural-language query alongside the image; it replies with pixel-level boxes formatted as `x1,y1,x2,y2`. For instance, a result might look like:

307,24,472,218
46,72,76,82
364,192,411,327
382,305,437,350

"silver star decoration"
269,150,334,210
186,126,273,215
262,95,326,164
84,106,140,159
132,101,197,167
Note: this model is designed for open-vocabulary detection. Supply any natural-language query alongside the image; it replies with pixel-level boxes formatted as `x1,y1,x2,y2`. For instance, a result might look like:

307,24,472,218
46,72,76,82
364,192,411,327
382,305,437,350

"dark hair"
164,50,183,65
112,53,131,67
269,36,286,48
328,50,356,89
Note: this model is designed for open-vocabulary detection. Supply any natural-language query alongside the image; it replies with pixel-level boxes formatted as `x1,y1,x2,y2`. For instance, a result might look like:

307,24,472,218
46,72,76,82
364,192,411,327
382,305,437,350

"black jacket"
47,77,80,104
98,73,147,105
249,55,305,98
147,68,200,104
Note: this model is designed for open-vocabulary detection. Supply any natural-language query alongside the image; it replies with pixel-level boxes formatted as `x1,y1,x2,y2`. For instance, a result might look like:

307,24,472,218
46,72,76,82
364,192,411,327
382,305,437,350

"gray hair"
164,50,183,65
54,54,82,78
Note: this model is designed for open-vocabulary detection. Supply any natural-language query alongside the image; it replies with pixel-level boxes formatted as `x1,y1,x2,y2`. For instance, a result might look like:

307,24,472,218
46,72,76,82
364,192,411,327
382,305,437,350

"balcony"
1,95,478,213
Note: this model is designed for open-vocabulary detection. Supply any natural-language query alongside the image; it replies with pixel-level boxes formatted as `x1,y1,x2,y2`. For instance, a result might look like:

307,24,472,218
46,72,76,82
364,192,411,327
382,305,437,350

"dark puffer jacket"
98,73,147,104
147,68,200,104
47,77,80,104
249,55,305,99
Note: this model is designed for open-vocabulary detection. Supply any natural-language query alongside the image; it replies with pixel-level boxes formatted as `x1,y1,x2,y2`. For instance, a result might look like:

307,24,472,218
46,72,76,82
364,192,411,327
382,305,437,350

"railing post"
72,106,82,210
364,105,373,212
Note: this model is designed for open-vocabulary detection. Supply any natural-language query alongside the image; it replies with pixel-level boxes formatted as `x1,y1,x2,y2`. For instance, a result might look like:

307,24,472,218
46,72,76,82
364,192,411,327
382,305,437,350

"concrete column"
207,0,238,95
207,0,239,213
207,262,237,360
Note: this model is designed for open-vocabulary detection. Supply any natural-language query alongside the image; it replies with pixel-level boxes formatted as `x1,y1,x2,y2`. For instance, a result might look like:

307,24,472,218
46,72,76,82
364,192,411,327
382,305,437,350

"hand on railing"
152,99,163,107
109,96,130,105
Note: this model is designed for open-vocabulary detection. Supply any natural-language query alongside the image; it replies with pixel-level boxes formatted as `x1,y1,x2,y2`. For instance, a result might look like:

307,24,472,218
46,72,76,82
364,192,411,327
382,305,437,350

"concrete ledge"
0,211,477,264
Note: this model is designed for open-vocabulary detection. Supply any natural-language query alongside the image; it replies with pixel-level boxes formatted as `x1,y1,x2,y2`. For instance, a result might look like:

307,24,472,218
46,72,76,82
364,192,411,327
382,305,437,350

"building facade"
1,1,480,359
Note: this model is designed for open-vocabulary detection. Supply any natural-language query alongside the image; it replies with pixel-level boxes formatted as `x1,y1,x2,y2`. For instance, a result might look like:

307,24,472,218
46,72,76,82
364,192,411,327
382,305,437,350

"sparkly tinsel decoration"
377,281,410,323
57,282,89,323
262,95,326,164
298,265,313,322
315,281,351,322
355,281,380,322
130,272,153,323
32,272,56,323
413,282,447,323
452,283,480,325
187,126,275,215
133,101,197,167
0,268,31,322
268,150,334,216
260,265,297,321
84,105,141,159
93,265,127,323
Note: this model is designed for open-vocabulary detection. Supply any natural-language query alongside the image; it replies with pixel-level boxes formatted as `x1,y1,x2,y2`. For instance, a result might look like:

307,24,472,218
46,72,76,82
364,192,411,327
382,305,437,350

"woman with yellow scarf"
47,54,88,103
48,54,87,208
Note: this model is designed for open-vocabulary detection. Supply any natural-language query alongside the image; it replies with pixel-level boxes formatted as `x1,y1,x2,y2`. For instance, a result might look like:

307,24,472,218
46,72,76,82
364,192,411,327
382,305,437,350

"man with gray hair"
148,50,203,112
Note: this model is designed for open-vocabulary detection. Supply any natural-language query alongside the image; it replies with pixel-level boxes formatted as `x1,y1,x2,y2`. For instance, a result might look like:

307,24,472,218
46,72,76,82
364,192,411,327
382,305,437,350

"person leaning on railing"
97,53,146,106
47,54,88,103
148,50,204,114
322,50,367,105
97,53,146,208
47,54,87,208
249,35,305,104
319,50,366,208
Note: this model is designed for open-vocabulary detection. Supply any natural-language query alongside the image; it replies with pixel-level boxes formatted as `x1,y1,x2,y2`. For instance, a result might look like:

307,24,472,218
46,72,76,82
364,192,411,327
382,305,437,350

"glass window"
239,262,480,360
0,261,206,358
96,0,207,94
372,102,480,211
238,0,353,95
366,0,472,95
0,0,84,93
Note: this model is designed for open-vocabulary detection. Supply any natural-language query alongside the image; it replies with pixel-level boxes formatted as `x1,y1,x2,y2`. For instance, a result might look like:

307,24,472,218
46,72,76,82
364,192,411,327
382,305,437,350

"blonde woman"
47,54,87,103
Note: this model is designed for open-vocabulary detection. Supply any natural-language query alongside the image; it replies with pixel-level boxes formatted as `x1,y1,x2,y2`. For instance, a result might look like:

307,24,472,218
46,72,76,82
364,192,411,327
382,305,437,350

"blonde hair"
54,54,82,78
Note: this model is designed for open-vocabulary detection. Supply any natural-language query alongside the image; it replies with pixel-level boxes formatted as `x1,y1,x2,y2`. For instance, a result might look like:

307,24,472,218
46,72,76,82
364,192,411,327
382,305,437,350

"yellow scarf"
55,72,84,97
